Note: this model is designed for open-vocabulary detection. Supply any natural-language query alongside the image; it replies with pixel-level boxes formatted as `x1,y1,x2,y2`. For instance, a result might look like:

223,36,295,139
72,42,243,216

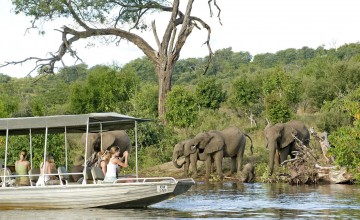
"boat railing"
113,176,177,184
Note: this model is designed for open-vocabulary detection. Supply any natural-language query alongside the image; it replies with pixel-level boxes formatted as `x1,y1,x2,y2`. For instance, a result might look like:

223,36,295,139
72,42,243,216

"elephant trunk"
172,154,185,169
268,142,277,176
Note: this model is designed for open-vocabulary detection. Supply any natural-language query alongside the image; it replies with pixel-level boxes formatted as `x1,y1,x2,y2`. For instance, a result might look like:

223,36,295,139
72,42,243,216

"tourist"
36,153,57,186
15,149,31,186
103,148,128,182
97,150,111,176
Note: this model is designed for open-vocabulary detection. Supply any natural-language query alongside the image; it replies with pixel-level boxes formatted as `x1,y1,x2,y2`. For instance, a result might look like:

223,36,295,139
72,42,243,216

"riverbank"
138,160,242,182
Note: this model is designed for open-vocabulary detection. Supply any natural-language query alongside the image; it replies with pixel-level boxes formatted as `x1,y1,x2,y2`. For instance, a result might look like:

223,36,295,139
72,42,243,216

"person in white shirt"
104,147,128,182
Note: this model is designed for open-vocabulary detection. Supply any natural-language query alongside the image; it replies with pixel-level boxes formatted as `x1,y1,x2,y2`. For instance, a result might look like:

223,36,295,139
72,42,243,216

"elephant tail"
245,134,254,155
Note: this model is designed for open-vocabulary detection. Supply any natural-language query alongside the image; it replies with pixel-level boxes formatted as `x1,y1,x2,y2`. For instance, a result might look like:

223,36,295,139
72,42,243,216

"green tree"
129,83,158,118
70,65,139,113
123,57,156,83
327,87,360,172
229,75,262,115
264,92,292,123
195,77,226,110
262,68,301,108
165,86,198,128
57,64,88,83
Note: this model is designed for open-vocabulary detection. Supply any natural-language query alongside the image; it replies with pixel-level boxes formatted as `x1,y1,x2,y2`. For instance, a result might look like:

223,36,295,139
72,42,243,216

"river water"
1,182,360,219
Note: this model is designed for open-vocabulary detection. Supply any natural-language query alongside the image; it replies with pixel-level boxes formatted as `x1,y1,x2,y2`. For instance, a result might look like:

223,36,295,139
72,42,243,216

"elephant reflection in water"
172,126,253,180
81,130,131,166
264,120,310,176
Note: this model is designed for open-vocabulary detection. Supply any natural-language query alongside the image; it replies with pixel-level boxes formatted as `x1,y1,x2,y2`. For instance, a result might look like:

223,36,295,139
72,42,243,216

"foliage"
328,87,360,171
70,65,139,114
57,64,88,83
262,68,301,106
194,109,232,132
165,86,198,128
194,77,226,110
0,96,18,118
173,58,205,84
123,57,156,83
129,83,158,118
328,121,360,169
206,48,252,76
229,75,262,116
264,91,292,124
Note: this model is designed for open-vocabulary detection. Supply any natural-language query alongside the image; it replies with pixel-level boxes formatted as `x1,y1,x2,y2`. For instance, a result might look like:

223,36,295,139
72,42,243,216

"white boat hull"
0,178,194,209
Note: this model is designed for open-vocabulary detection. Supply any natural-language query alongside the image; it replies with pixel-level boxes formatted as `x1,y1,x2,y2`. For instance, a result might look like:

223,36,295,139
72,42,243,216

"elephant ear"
102,132,116,150
279,124,295,148
184,142,197,156
198,133,212,150
203,134,224,154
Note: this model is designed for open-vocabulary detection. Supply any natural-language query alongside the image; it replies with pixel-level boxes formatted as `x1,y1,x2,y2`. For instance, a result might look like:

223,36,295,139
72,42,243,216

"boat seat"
91,167,105,184
0,168,15,187
58,167,69,185
81,167,94,184
28,168,40,186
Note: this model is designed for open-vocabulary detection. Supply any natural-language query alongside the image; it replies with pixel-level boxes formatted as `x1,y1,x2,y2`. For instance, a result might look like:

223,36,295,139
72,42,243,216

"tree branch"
151,20,161,50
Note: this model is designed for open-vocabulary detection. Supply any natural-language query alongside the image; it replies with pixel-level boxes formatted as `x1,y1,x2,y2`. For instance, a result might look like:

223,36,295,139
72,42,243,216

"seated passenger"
97,150,111,176
71,155,84,183
36,153,57,186
15,150,31,186
48,154,57,171
104,148,128,183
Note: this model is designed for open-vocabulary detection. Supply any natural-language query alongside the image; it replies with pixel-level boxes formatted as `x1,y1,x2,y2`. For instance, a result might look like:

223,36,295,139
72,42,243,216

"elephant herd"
173,120,310,180
81,120,310,182
172,126,254,180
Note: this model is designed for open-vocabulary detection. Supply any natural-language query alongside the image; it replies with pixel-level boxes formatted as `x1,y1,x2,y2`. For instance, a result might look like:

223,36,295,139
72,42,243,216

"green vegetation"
1,43,360,181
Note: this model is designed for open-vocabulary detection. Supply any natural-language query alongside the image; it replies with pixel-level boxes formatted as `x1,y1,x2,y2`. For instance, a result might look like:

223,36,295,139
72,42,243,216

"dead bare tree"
2,0,222,123
309,127,334,163
281,135,354,184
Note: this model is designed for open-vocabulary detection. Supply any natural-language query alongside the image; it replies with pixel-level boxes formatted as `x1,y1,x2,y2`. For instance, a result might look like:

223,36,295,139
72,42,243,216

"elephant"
172,126,253,179
264,120,310,176
81,130,131,166
239,163,255,183
172,138,211,178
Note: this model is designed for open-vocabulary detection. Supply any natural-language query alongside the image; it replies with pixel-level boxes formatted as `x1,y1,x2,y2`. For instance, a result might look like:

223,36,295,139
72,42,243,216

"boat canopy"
0,112,150,136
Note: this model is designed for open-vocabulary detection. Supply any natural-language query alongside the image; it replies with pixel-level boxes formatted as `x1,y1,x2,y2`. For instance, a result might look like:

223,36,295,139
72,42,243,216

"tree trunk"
157,62,174,124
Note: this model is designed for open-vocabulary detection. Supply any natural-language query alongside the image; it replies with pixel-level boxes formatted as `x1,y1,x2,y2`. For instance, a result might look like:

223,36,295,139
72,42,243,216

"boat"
0,112,195,209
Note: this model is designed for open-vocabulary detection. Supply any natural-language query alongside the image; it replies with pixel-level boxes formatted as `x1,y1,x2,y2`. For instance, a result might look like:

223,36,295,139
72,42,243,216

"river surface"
1,182,360,219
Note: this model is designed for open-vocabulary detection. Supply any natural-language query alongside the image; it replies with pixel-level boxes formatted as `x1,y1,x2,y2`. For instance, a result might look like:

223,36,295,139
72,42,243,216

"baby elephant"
239,163,255,183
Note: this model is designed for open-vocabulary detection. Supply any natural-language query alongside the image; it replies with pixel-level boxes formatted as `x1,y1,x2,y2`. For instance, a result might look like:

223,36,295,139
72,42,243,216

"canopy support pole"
29,129,33,169
65,127,68,170
135,121,138,179
2,127,9,187
83,118,90,184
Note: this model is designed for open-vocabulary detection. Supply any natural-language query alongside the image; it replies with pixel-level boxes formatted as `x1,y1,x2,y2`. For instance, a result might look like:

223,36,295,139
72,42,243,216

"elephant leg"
288,142,297,159
230,157,237,174
214,151,223,179
275,150,281,165
279,147,290,164
205,156,212,180
190,154,198,177
236,147,245,175
211,157,216,173
184,157,190,177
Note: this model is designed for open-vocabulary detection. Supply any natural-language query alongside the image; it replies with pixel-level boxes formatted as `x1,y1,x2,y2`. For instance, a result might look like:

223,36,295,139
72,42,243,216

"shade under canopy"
0,112,150,136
